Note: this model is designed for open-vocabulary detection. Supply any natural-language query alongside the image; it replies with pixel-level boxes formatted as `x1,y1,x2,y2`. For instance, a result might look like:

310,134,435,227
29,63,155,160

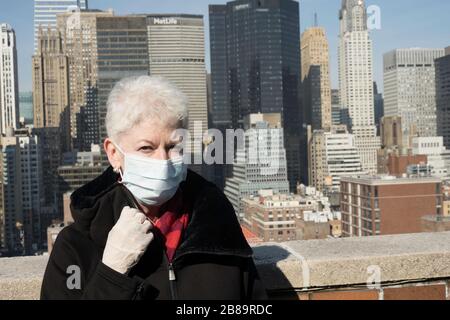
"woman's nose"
152,147,170,161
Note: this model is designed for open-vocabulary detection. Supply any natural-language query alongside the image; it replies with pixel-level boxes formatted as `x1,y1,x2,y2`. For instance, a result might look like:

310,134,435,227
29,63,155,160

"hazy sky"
1,0,449,92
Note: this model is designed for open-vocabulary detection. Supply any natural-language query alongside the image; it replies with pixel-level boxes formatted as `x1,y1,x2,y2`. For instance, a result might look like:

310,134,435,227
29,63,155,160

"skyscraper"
209,0,302,190
0,24,20,135
0,129,43,256
32,27,71,225
96,15,149,144
301,26,332,131
34,0,88,51
308,125,363,192
57,9,114,151
436,47,450,148
338,0,380,174
146,15,208,157
224,113,290,219
384,48,445,139
32,127,62,237
32,26,70,150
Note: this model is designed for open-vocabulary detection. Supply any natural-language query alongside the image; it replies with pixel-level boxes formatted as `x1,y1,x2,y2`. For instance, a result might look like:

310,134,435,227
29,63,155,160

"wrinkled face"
104,118,183,171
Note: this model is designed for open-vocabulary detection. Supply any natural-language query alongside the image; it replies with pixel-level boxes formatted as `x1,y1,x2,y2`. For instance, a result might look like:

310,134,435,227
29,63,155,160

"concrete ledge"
0,256,48,300
253,231,450,293
2,232,450,299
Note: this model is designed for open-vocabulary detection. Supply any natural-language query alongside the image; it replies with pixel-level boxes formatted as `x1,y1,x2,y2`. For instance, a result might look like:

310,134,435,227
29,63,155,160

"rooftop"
145,14,204,19
3,232,450,300
241,226,263,244
341,175,442,185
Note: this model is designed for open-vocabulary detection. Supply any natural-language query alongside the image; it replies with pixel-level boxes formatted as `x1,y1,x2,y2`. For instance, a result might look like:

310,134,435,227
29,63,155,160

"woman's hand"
102,206,154,274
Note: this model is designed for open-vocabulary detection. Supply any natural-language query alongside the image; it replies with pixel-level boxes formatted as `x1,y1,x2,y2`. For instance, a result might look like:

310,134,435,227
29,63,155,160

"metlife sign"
153,17,178,25
234,4,250,11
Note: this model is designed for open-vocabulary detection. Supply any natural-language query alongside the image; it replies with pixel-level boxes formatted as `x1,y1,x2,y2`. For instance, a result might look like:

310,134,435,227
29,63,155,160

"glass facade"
34,0,88,50
19,92,34,125
209,0,302,190
436,52,450,149
96,17,149,143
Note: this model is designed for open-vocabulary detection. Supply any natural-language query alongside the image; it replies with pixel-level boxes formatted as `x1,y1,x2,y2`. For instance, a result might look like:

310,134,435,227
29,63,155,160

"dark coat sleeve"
40,227,144,300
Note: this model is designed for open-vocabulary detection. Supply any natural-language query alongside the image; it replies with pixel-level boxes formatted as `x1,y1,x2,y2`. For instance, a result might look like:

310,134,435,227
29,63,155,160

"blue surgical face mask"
114,143,187,207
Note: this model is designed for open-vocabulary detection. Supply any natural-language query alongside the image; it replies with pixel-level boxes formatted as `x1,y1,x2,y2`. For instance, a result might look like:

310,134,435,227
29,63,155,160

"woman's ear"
104,138,122,171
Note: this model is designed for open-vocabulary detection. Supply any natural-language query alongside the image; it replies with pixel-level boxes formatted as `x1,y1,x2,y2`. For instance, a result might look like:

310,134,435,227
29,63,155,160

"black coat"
40,167,268,300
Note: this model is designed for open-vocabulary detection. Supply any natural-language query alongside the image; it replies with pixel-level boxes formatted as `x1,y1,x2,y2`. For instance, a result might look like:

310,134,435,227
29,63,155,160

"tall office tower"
96,15,149,143
224,113,290,219
373,82,384,135
0,129,43,256
0,24,20,135
209,0,302,191
308,125,363,192
383,48,445,138
147,15,208,158
338,0,380,174
32,27,70,151
436,47,450,148
57,11,149,150
32,127,61,236
57,9,114,151
32,27,71,226
301,26,332,131
34,0,88,51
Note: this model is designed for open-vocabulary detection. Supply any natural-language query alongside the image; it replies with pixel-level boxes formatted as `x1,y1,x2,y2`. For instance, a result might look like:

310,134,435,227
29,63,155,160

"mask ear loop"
113,142,125,183
117,167,124,183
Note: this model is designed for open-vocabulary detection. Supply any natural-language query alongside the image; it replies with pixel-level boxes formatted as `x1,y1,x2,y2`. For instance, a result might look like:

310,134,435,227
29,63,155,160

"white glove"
102,206,154,275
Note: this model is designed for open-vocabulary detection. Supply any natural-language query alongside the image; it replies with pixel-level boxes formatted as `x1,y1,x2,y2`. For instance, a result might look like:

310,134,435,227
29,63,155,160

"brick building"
386,153,428,176
340,176,442,237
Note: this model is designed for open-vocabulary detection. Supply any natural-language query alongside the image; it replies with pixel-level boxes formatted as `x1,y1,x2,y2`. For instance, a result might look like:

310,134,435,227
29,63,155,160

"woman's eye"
139,146,154,152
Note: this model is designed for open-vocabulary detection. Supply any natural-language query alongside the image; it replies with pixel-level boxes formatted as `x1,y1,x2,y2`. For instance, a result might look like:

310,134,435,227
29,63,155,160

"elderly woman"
41,76,267,300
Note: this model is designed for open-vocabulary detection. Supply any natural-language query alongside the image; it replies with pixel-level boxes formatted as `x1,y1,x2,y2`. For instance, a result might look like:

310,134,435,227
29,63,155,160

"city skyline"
0,0,448,92
2,2,450,302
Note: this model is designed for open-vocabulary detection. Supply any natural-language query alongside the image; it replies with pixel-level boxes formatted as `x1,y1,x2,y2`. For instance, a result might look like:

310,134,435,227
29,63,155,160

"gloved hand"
102,206,154,275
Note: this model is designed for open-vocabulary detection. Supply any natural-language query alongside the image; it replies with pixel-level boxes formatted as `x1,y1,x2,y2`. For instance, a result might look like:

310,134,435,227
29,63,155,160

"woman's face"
105,118,183,171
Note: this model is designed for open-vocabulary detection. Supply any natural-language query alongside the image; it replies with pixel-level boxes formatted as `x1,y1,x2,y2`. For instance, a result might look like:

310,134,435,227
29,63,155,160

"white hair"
105,75,188,141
